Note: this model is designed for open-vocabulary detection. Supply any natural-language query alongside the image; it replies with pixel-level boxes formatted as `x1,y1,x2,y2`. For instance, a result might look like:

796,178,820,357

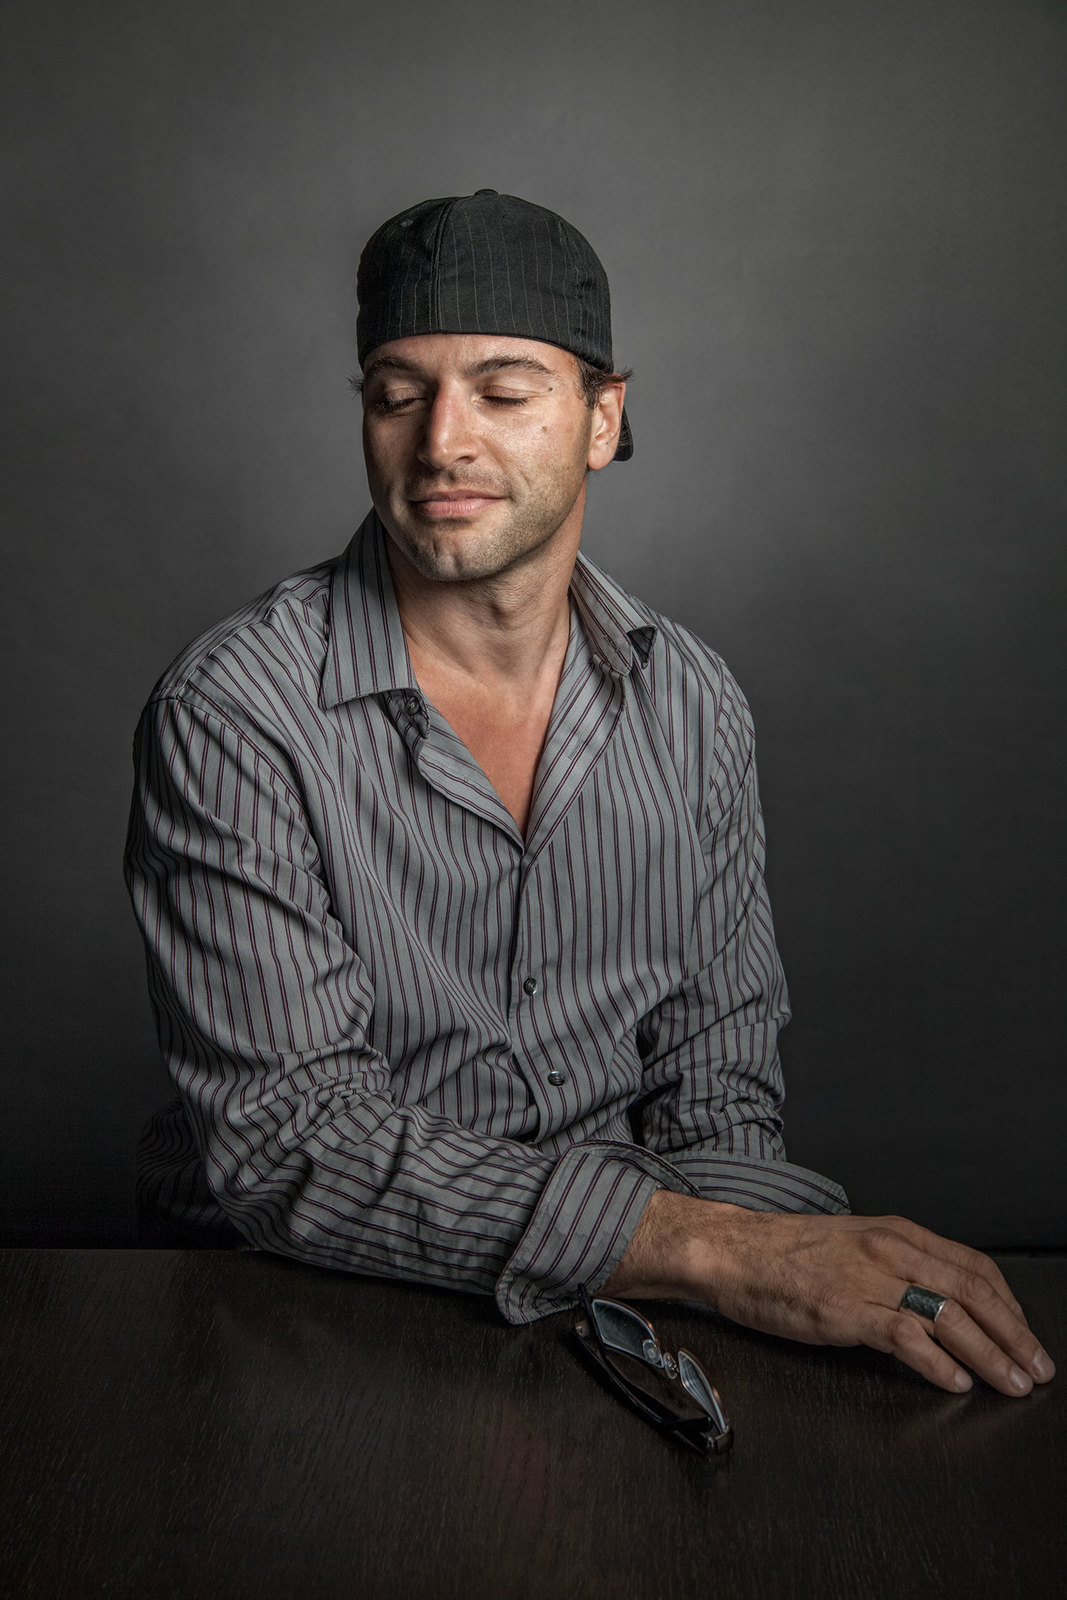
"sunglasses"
574,1285,734,1456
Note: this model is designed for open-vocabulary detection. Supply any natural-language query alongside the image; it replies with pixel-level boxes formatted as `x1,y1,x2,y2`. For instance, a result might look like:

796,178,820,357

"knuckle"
862,1225,902,1258
888,1312,929,1356
958,1269,995,1306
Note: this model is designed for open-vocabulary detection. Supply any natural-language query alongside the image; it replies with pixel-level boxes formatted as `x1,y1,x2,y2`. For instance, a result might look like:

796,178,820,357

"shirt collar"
322,511,416,709
322,511,658,710
569,551,659,676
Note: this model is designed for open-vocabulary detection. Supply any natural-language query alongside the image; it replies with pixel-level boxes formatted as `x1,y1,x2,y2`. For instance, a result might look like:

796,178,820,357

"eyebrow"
361,353,558,385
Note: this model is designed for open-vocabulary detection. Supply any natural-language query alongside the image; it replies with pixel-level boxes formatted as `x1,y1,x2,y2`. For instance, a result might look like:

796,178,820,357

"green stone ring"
899,1285,949,1322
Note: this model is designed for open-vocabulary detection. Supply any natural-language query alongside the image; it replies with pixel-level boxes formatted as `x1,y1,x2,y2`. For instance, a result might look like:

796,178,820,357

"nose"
416,388,478,471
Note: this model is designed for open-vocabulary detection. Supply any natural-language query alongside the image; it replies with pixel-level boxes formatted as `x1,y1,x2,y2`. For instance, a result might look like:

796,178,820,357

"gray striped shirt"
126,512,847,1323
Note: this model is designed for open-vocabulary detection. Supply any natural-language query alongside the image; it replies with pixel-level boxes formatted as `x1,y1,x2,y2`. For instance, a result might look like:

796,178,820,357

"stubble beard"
378,464,588,587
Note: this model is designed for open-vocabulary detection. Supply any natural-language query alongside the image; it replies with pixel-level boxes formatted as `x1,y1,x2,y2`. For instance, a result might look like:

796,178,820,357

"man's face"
360,333,623,585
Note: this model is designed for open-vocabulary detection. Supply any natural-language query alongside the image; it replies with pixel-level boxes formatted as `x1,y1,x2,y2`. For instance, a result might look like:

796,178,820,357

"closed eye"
370,389,539,414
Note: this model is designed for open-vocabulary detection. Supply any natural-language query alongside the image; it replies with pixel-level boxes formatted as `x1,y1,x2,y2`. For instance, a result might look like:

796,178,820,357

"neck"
385,526,580,690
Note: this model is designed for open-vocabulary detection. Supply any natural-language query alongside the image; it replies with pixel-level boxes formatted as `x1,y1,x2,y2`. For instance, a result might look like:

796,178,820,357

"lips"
409,490,504,518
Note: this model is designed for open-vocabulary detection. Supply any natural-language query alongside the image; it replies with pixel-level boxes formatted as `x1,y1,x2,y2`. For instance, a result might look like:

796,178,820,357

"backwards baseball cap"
356,189,632,461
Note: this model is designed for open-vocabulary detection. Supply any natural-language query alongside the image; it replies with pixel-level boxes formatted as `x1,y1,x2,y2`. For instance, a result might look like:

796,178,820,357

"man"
126,190,1052,1398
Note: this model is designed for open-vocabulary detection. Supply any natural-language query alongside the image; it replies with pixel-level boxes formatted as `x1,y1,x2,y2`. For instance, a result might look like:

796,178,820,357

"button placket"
512,868,566,1094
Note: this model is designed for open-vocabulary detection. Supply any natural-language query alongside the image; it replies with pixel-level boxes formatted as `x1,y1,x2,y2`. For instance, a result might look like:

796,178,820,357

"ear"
587,380,627,472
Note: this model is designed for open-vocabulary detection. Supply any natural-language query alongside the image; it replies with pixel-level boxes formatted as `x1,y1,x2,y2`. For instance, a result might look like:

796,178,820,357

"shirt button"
522,976,538,996
405,695,421,715
547,1071,566,1087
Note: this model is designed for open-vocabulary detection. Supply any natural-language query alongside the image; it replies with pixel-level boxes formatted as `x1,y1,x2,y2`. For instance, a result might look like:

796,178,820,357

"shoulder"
576,557,759,830
575,554,750,733
145,556,339,729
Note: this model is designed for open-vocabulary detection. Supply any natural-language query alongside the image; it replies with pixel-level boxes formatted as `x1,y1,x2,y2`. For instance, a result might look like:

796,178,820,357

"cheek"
501,408,588,459
363,426,403,482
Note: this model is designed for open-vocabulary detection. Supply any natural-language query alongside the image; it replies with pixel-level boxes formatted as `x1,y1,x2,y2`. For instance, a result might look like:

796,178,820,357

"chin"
410,546,517,584
385,527,489,583
388,517,535,585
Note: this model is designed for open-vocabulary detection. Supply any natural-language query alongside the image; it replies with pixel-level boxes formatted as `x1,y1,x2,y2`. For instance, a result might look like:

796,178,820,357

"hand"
604,1193,1055,1396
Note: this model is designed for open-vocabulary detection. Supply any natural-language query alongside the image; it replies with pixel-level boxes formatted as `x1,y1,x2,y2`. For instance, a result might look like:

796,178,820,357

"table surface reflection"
1,1248,1063,1600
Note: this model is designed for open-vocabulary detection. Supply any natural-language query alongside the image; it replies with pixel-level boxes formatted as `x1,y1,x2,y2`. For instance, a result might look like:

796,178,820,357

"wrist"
603,1188,746,1303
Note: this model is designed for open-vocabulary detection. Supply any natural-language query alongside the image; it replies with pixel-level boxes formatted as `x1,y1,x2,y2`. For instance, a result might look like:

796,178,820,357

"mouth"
409,490,504,520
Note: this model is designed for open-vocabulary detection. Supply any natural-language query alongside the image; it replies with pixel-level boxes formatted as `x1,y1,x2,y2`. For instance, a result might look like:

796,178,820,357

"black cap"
356,190,632,461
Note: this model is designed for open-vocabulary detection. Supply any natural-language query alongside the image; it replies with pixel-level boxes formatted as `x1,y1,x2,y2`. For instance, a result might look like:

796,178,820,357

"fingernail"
1031,1349,1055,1382
1008,1366,1032,1394
953,1369,973,1393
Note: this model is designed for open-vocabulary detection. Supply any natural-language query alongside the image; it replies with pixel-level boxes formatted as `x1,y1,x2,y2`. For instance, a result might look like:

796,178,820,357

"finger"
916,1259,1053,1384
884,1220,1029,1323
923,1300,1033,1396
927,1295,1054,1392
886,1242,1051,1383
871,1304,1035,1399
867,1307,974,1394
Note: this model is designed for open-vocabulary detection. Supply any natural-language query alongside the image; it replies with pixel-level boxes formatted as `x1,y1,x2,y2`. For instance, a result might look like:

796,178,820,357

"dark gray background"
4,0,1064,1247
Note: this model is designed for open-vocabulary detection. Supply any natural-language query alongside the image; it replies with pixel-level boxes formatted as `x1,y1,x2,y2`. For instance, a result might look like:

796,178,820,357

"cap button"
474,188,498,197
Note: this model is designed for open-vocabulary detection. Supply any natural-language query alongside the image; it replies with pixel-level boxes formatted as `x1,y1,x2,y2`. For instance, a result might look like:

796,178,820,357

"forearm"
602,1187,743,1303
185,1070,553,1291
141,947,673,1314
210,1055,676,1324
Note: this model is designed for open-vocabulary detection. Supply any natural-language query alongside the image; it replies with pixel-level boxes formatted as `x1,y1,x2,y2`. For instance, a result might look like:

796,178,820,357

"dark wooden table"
1,1249,1062,1599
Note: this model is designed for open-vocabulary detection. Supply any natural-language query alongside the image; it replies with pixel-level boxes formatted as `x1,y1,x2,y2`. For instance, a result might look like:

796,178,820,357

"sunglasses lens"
592,1298,662,1363
678,1350,729,1432
602,1345,708,1419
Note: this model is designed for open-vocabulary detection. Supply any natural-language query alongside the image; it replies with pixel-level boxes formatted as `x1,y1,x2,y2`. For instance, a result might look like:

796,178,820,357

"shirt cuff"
666,1150,850,1214
494,1141,700,1325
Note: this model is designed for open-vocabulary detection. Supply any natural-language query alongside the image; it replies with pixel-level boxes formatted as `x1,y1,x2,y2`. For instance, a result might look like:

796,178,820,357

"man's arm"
619,652,1052,1395
125,691,692,1322
604,1190,1054,1396
633,650,847,1212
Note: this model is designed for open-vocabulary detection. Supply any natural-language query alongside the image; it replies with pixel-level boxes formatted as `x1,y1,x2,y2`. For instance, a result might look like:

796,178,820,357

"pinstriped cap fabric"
356,189,632,460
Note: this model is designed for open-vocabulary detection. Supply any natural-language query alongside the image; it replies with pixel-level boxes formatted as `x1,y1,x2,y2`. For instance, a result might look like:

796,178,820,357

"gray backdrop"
4,0,1064,1246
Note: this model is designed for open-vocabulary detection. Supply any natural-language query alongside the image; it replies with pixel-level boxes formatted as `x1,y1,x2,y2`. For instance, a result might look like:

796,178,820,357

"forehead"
361,332,578,381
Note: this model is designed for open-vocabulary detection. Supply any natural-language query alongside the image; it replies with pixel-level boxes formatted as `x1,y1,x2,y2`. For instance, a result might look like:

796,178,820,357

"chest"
291,659,711,1121
318,691,704,1100
416,677,558,837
